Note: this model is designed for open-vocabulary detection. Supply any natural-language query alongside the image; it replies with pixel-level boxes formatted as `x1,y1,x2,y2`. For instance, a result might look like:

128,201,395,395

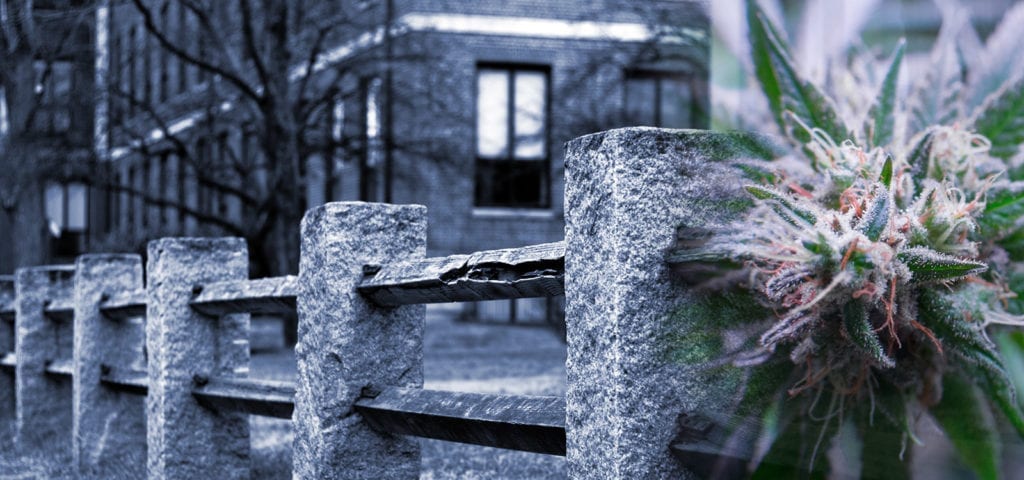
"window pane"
625,77,656,126
52,62,72,100
514,71,546,159
476,69,509,158
660,77,692,129
45,182,64,230
366,77,382,141
67,183,87,231
332,99,345,142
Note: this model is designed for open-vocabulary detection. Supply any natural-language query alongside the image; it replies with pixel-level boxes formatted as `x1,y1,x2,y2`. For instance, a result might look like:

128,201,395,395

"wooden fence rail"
0,128,738,478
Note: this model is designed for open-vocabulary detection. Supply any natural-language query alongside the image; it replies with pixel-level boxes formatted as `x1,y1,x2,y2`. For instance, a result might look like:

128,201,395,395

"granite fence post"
146,238,251,479
294,202,427,480
564,128,760,479
0,275,14,426
14,265,75,452
73,254,147,477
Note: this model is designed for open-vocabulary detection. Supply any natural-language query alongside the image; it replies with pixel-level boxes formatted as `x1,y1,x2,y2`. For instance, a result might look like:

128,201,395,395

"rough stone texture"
146,238,251,480
73,254,147,477
0,275,14,422
294,202,427,480
14,265,75,452
564,128,770,479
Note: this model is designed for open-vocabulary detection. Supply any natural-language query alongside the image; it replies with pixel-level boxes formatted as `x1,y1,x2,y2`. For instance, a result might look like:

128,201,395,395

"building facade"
95,1,709,267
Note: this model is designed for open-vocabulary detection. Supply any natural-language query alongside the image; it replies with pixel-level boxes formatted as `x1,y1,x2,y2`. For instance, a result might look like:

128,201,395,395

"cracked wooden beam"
43,297,74,322
355,387,566,455
357,242,565,307
0,352,15,369
190,275,298,316
192,377,295,419
100,289,147,320
100,368,149,396
44,358,73,377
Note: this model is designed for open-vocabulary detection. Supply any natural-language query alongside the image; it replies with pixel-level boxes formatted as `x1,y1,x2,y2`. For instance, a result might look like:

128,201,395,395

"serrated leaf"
980,184,1024,236
746,0,849,146
856,185,891,241
972,74,1024,160
965,3,1024,113
842,300,894,368
879,156,894,189
745,184,818,226
897,247,987,282
933,372,1000,480
867,41,905,149
904,129,935,187
908,24,965,135
919,290,1024,439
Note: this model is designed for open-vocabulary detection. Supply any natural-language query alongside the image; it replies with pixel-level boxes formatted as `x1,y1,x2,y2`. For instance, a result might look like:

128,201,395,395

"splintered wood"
358,242,565,307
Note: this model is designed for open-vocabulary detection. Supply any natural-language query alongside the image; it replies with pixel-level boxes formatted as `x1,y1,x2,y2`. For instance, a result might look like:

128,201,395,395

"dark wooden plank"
358,242,565,307
0,352,15,369
190,276,298,316
100,289,147,320
44,297,74,322
355,387,565,455
44,358,74,377
100,369,149,396
192,377,295,419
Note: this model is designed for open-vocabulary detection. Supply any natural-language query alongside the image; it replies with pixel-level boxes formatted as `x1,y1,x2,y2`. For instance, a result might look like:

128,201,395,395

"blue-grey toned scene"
1,0,1024,478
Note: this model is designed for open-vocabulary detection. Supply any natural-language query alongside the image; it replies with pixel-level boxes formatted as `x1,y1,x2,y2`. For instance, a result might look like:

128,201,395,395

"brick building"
81,0,711,323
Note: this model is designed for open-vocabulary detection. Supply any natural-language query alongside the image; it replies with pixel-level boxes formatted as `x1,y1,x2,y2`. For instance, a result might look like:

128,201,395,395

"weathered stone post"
146,238,251,479
73,254,147,477
14,265,75,451
564,128,759,479
0,275,15,424
294,202,427,480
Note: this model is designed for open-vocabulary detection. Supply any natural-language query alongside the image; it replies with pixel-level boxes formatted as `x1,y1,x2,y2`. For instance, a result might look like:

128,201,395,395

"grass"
0,305,568,479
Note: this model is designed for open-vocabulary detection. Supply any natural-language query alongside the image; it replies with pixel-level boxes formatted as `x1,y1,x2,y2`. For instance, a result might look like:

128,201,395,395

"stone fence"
0,129,760,479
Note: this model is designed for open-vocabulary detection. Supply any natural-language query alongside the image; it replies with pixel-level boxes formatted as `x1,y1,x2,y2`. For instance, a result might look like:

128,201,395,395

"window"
32,60,73,133
177,4,188,93
45,181,88,258
110,32,122,122
128,26,137,115
158,3,169,102
474,65,549,208
624,71,700,129
360,77,387,202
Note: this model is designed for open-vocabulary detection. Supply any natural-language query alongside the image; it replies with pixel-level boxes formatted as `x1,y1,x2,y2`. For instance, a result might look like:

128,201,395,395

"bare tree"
0,1,96,271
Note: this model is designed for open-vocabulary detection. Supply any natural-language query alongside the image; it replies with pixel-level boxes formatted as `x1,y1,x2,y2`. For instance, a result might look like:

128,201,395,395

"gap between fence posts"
14,265,75,452
564,128,757,479
73,254,147,477
0,275,14,427
294,202,427,480
146,238,251,479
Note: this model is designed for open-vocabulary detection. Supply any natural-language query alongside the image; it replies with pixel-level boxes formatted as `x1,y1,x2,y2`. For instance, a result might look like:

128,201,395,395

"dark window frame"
622,69,700,129
473,62,551,209
45,181,89,258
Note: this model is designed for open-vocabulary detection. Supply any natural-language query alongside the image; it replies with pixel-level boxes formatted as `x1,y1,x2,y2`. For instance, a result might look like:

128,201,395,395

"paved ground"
250,304,568,479
0,304,568,479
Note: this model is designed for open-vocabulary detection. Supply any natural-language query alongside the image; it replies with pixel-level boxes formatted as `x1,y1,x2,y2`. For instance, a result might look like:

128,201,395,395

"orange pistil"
839,238,860,271
911,319,943,354
788,182,814,199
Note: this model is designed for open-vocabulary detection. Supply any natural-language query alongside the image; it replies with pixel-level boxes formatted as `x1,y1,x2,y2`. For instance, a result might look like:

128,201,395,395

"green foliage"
933,372,1000,480
665,1,1024,478
745,0,849,148
867,42,905,149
